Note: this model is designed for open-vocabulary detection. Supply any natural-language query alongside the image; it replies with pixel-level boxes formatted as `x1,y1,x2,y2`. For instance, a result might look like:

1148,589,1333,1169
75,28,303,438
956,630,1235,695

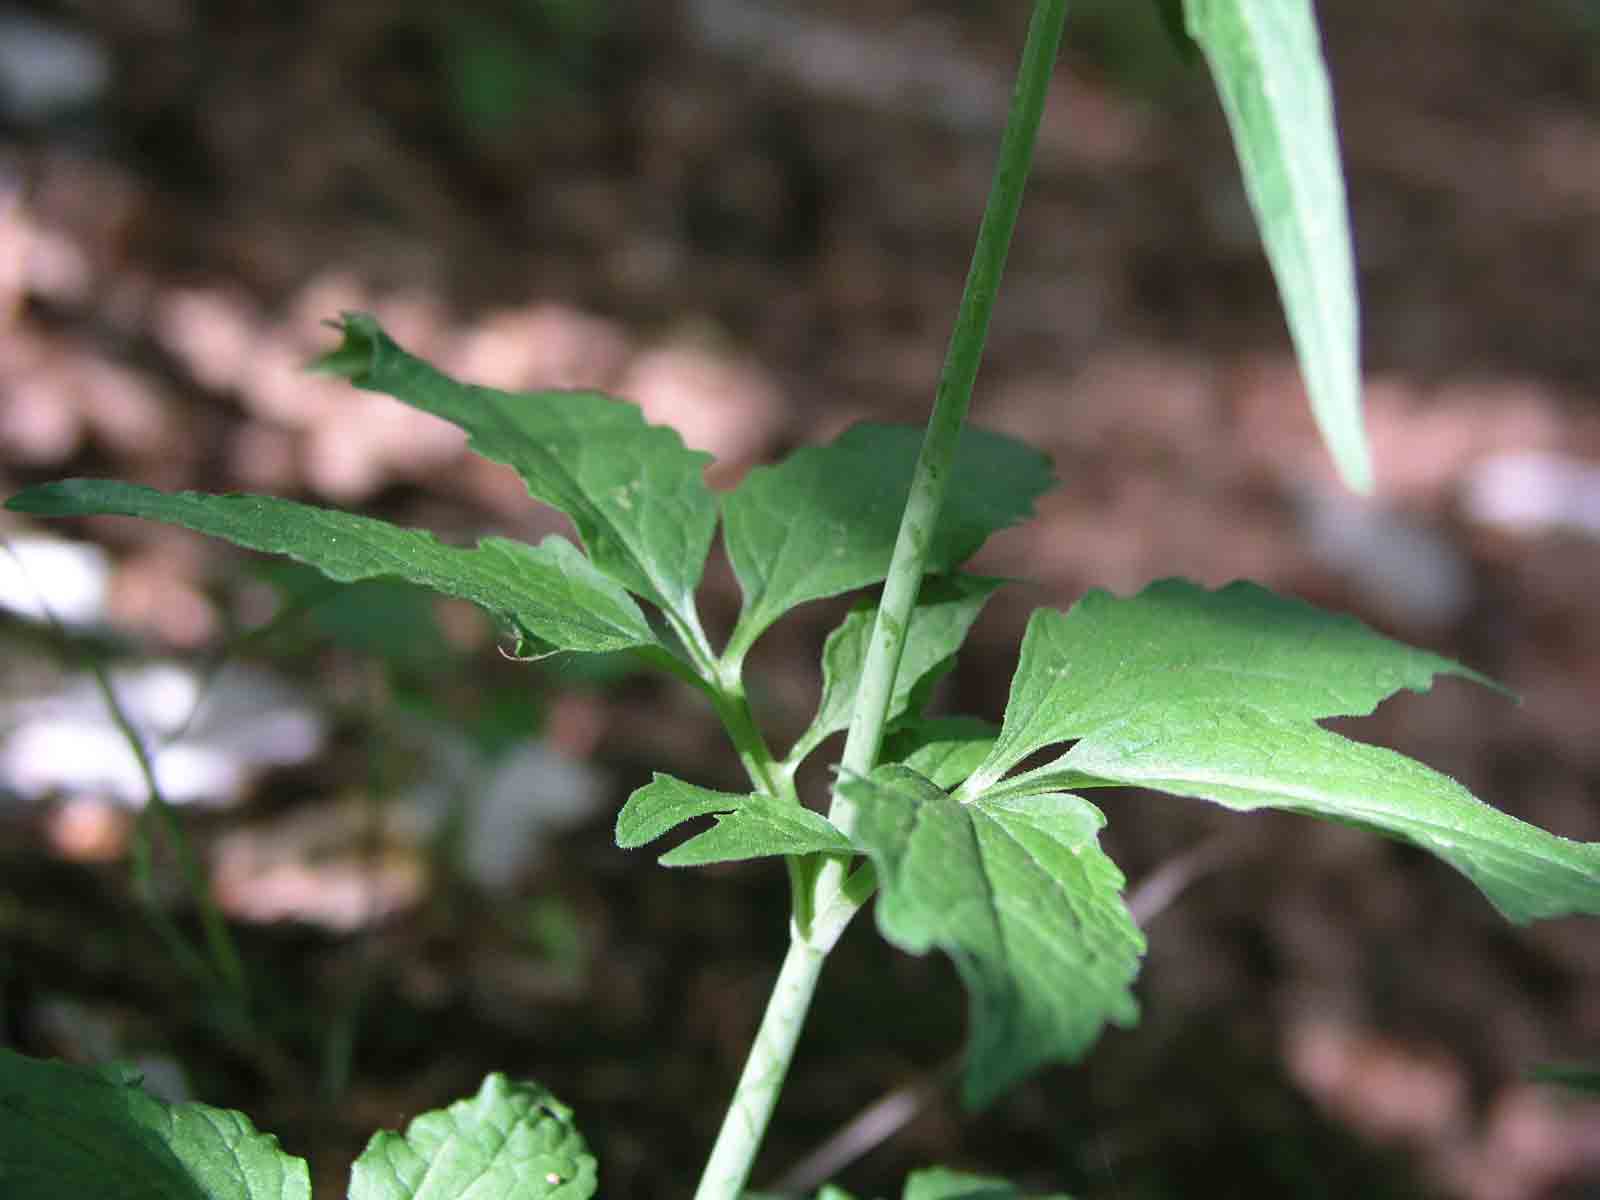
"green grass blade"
1186,0,1370,491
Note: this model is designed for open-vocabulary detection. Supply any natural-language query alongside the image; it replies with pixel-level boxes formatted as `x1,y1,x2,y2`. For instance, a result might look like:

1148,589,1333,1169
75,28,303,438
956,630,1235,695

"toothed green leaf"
349,1074,596,1200
843,765,1144,1108
317,313,717,628
616,773,852,866
974,579,1599,924
6,481,657,655
0,1048,310,1200
722,425,1051,659
789,576,1004,769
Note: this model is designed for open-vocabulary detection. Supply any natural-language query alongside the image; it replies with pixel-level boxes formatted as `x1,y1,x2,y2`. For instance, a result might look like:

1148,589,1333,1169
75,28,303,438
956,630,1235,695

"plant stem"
709,674,785,800
692,4,1069,1196
92,663,248,1003
692,936,826,1200
830,0,1067,833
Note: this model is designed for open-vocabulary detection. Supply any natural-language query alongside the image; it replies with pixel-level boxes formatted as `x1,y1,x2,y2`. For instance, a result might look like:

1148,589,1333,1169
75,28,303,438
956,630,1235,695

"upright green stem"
830,0,1067,832
693,5,1069,1197
693,936,826,1200
709,668,785,801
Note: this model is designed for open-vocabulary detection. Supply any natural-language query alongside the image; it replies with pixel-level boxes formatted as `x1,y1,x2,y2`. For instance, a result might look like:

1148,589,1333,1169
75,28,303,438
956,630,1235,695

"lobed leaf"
788,576,1004,769
970,579,1489,787
0,1048,310,1200
318,314,718,628
349,1073,597,1200
1185,0,1369,491
6,481,658,655
616,773,853,866
973,579,1600,924
721,424,1052,659
843,765,1144,1109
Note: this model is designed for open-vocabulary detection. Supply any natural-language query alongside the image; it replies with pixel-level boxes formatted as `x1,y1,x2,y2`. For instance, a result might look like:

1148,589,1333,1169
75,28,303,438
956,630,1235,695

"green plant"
438,0,615,134
5,1,1598,1197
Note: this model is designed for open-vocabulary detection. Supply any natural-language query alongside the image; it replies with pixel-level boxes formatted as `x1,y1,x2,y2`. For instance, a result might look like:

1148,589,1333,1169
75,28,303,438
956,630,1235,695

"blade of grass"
1,540,246,1007
1186,0,1370,491
88,658,249,1004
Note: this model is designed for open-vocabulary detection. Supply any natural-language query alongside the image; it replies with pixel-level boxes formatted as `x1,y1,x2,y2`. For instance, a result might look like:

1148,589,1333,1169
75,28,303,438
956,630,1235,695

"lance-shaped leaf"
318,313,718,627
6,481,657,654
788,576,1004,769
972,579,1600,924
616,773,852,866
0,1048,310,1200
1186,0,1369,492
722,424,1052,659
350,1073,596,1200
843,765,1144,1109
1066,709,1600,925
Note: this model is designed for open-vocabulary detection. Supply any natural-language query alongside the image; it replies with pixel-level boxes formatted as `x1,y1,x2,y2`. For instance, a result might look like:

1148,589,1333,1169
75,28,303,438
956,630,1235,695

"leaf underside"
1185,0,1369,491
975,579,1599,925
844,580,1597,1108
843,765,1145,1109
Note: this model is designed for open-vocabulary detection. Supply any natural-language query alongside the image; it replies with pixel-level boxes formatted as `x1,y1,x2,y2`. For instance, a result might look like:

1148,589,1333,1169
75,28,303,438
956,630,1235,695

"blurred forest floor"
2,1,1600,1196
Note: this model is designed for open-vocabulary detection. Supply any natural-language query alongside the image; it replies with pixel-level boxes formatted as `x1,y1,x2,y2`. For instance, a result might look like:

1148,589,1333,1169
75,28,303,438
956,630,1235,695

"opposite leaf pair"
12,316,1051,679
627,578,1600,1106
10,317,1600,1114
